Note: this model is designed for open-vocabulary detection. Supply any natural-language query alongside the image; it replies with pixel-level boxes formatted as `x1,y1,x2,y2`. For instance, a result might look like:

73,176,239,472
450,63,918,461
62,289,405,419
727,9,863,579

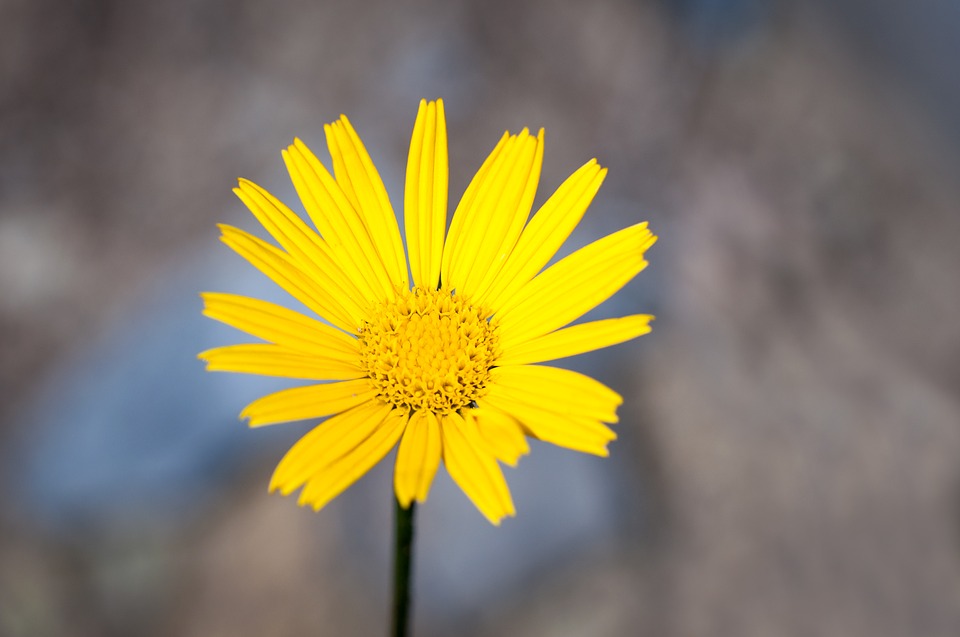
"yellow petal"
394,409,442,506
489,365,622,423
440,131,510,287
232,180,370,326
298,408,407,510
477,393,615,457
201,292,358,356
283,139,396,301
240,379,378,427
443,130,540,297
462,129,544,302
270,400,393,495
404,99,448,289
325,116,408,288
217,224,360,333
483,160,606,311
495,223,657,349
198,344,364,380
497,314,653,366
468,408,529,467
441,411,515,525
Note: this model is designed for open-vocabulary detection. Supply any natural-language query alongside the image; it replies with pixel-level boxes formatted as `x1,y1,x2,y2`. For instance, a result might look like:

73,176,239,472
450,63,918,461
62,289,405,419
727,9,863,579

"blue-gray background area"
1,1,959,636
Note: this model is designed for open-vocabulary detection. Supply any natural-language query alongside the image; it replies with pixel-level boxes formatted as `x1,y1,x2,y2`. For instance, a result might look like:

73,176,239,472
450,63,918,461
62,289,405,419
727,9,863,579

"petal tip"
395,490,414,508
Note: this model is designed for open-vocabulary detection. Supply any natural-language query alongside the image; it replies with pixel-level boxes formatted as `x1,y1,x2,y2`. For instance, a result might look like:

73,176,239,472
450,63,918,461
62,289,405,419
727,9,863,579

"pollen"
358,287,500,414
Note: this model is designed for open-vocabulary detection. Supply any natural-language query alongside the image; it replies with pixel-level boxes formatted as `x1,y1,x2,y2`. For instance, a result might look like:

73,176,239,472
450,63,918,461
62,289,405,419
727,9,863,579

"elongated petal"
489,365,622,423
394,409,442,506
218,224,359,333
469,408,529,467
443,130,542,298
461,129,544,301
298,408,407,510
497,314,653,366
283,139,396,301
325,116,408,288
270,400,393,495
198,344,364,380
477,393,615,456
404,99,448,289
440,131,510,286
201,292,358,356
483,160,606,310
240,379,377,427
441,411,515,525
232,180,371,326
495,223,657,349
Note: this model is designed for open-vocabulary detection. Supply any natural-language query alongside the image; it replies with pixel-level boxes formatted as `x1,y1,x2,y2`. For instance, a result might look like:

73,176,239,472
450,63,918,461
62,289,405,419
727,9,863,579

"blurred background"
2,0,960,635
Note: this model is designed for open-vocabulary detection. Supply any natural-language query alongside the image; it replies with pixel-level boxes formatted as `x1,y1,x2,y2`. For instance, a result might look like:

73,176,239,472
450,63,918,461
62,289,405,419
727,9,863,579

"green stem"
391,498,416,637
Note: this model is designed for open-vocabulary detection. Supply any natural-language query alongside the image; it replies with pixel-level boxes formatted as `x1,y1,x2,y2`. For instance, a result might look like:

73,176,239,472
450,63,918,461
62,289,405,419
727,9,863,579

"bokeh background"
2,0,959,635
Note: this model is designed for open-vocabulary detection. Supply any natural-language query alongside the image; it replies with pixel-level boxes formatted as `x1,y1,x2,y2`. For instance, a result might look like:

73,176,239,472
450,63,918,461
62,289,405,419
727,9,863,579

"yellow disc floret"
358,287,500,414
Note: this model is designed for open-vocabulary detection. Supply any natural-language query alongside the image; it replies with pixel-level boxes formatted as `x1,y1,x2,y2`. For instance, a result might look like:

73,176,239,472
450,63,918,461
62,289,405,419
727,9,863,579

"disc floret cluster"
358,287,500,415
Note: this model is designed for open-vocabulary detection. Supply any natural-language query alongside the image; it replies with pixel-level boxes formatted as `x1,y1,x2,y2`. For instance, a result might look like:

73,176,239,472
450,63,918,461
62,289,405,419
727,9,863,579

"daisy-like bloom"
200,99,656,525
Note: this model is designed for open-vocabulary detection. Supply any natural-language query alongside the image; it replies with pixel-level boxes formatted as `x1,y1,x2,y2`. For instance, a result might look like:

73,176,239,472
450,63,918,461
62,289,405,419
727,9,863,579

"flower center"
358,287,500,414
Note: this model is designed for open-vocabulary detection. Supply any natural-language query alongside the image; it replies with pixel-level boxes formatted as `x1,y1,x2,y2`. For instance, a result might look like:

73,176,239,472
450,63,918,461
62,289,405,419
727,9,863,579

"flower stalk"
391,498,416,637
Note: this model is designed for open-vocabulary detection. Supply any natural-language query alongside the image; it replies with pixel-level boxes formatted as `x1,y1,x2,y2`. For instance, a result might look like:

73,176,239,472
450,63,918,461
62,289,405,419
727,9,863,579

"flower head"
200,99,656,524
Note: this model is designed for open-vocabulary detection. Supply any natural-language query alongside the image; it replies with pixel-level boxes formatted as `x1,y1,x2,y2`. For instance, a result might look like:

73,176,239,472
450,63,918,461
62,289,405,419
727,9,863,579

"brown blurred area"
2,0,960,635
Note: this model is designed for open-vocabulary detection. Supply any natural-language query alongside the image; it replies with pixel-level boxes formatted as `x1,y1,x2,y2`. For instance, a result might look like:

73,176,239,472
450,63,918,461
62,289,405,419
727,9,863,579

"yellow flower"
199,99,656,525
